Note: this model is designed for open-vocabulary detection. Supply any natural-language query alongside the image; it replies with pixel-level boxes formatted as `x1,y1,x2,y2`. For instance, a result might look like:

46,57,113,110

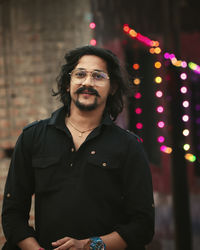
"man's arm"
2,131,36,247
18,237,43,250
51,231,127,250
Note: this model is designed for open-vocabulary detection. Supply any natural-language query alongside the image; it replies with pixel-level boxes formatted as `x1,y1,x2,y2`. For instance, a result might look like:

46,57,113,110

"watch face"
90,237,105,250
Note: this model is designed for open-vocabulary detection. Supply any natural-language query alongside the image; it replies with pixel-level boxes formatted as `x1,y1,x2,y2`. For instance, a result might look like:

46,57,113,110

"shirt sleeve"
115,138,155,248
1,130,36,246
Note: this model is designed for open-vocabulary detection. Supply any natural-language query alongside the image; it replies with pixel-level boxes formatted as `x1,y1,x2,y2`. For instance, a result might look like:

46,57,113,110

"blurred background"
0,0,200,249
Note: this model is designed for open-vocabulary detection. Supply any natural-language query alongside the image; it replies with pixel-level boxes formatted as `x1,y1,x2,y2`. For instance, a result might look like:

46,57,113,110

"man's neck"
67,103,104,129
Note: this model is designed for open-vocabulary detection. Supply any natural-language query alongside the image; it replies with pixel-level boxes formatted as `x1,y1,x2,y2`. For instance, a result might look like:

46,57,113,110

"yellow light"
133,78,141,85
176,60,182,67
149,48,154,54
183,144,190,151
129,29,137,37
183,129,190,136
154,61,162,69
154,41,160,47
171,58,177,65
185,153,196,162
155,76,162,84
154,47,161,54
165,147,172,154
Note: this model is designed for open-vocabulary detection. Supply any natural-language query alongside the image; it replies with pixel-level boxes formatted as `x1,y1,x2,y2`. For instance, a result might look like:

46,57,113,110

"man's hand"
52,237,90,250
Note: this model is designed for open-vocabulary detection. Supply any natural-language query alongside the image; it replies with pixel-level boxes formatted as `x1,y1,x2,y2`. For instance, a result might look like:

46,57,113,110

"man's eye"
75,71,86,78
92,72,104,80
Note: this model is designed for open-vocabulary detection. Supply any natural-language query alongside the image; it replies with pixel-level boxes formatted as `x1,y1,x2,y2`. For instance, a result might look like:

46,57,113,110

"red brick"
0,130,9,139
12,97,27,107
0,120,10,128
0,109,6,118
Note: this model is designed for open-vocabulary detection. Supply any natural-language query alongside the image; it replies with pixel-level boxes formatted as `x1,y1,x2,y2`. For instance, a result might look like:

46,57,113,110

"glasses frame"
69,69,110,87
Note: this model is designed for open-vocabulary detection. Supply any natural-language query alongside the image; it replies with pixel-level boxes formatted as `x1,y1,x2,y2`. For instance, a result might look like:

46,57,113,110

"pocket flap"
32,156,60,169
88,153,121,169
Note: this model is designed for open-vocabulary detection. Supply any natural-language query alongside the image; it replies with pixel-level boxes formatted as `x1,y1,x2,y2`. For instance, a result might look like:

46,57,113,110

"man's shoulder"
23,118,50,132
111,124,142,143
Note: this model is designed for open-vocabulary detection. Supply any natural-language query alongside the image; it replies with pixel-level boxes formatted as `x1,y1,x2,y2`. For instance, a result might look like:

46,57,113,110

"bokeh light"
136,123,143,129
89,22,96,29
180,86,188,94
183,129,190,136
156,90,163,98
180,73,187,80
134,92,142,99
182,101,189,108
157,106,164,113
135,108,142,114
158,121,165,128
90,39,97,46
155,76,162,84
182,115,189,122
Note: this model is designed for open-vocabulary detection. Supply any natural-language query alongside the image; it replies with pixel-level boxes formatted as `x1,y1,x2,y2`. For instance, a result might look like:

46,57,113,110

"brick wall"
0,0,93,247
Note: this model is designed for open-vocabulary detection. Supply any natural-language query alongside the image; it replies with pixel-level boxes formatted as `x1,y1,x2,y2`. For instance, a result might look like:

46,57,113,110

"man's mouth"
76,86,100,97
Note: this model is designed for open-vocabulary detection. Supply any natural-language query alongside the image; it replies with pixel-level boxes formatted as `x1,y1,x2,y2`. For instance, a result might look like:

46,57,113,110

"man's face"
69,55,111,112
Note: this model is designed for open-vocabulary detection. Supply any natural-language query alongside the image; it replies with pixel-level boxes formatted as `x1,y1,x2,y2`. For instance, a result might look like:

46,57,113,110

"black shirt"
2,107,154,250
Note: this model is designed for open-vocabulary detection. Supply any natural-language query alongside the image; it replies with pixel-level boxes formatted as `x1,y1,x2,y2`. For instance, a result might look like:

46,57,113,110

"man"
2,46,154,250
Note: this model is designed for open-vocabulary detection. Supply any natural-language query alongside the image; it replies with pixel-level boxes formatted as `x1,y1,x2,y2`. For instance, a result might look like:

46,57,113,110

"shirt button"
69,163,73,167
102,162,107,167
91,150,96,155
6,193,11,198
71,148,75,152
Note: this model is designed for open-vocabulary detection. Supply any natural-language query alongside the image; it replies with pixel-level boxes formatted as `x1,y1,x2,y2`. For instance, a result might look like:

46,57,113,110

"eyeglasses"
69,69,110,86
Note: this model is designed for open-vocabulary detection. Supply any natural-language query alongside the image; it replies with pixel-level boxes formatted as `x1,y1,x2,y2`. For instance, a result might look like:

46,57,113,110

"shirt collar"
48,106,113,129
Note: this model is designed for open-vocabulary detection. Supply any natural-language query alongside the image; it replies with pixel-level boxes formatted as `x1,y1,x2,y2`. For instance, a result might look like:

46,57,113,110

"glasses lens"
92,71,107,80
70,69,109,86
72,70,87,79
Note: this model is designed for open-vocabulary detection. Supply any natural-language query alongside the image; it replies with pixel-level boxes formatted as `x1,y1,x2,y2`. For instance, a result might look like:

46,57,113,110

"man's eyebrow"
76,67,106,73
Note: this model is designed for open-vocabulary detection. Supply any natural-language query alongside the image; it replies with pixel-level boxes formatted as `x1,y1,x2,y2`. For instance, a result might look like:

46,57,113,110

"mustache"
75,86,100,97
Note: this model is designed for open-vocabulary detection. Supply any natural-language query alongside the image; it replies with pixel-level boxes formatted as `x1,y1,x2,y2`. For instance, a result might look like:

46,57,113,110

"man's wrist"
89,237,106,250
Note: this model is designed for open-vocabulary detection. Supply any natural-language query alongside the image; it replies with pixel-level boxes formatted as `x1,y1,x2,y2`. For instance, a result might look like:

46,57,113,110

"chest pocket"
87,150,122,170
86,151,123,204
32,156,62,194
87,150,122,186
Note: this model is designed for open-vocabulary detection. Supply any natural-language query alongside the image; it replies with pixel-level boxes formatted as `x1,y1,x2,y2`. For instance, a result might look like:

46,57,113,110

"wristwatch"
89,237,106,250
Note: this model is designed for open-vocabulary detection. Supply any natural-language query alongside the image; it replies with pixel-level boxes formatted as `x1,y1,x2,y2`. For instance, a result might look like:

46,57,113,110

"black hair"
52,45,131,120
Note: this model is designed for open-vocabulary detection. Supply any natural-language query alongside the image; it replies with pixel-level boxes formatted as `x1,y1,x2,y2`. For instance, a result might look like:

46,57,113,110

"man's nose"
82,73,95,86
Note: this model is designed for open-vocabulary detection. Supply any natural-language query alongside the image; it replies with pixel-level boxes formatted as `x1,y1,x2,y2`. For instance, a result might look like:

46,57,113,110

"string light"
158,121,165,128
154,61,162,69
182,101,189,108
123,24,198,164
185,153,196,162
134,92,142,99
90,39,97,46
158,136,165,143
183,129,190,136
180,86,187,94
182,115,189,122
156,90,163,98
183,144,190,151
157,106,164,113
180,73,187,80
136,122,143,129
135,108,142,114
160,145,172,154
133,78,141,85
89,22,96,29
155,76,162,84
133,63,140,70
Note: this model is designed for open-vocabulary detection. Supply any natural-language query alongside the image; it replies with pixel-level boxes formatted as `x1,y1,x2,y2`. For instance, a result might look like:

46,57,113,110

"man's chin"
75,100,98,111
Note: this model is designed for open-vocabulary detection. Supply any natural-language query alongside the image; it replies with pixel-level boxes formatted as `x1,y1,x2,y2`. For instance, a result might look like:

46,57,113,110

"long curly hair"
52,45,130,120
